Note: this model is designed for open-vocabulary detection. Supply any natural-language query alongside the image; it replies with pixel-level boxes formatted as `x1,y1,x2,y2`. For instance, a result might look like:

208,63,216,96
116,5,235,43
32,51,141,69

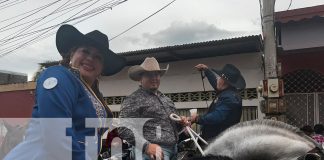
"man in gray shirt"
119,57,187,160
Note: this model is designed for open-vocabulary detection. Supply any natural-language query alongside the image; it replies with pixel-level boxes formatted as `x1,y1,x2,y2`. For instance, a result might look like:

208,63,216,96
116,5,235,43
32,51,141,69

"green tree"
32,60,59,81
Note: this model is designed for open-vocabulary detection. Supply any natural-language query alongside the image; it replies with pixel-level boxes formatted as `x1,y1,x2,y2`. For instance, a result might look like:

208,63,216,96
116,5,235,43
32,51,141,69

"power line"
0,1,99,44
109,0,177,41
0,0,10,5
1,1,94,41
0,0,27,11
0,0,64,23
0,0,127,57
286,0,292,10
0,0,92,33
0,0,127,56
0,0,61,32
20,0,93,34
1,0,72,45
0,30,57,57
61,0,101,24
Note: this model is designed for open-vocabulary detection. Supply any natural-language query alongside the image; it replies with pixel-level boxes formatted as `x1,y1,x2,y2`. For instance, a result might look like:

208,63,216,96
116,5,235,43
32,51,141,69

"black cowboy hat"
56,24,126,76
211,64,246,90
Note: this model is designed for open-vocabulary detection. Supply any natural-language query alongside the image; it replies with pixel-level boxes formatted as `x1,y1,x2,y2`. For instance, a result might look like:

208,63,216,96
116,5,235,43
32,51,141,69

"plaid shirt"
118,87,181,147
312,134,324,144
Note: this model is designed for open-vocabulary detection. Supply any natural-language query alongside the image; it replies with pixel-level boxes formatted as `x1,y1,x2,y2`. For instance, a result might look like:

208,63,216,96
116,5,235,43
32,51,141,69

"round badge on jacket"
43,77,58,89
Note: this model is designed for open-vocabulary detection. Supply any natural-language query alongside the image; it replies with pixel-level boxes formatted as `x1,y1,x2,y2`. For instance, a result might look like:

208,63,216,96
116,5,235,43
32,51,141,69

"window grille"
190,92,200,101
319,93,324,124
243,88,258,99
283,69,324,93
112,112,119,118
170,93,180,102
284,93,315,127
105,97,114,105
104,88,257,105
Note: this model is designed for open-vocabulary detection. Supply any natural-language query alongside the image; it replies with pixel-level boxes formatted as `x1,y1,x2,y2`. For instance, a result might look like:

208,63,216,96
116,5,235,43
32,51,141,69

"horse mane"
203,119,317,160
226,119,300,133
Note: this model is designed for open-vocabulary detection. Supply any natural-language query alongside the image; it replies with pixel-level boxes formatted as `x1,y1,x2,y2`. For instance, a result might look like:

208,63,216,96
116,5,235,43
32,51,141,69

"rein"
170,113,208,156
200,71,209,108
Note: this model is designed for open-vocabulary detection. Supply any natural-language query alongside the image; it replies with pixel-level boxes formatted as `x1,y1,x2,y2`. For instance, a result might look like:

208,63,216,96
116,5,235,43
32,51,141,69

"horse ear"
303,153,321,160
2,120,13,132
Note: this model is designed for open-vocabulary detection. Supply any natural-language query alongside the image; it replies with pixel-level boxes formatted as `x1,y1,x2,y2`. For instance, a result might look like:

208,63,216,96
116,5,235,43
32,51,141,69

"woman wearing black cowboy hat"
4,24,126,160
189,63,246,142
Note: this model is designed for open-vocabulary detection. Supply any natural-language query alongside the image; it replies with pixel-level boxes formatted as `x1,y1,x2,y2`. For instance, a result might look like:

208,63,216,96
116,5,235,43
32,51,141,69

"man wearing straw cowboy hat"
190,63,246,142
118,57,187,160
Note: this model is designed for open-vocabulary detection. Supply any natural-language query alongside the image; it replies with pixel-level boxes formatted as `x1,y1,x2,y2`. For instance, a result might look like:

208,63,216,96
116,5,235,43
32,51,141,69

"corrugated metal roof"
275,5,324,24
121,35,263,65
40,35,263,67
0,70,27,76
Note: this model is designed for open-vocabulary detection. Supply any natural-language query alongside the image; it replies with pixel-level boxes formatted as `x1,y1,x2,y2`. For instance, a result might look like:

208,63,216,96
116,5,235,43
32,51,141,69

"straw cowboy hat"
212,64,246,90
128,57,169,81
56,24,126,76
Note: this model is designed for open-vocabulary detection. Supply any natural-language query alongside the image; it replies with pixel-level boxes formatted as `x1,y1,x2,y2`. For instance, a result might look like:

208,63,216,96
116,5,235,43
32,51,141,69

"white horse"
0,121,26,159
190,119,323,160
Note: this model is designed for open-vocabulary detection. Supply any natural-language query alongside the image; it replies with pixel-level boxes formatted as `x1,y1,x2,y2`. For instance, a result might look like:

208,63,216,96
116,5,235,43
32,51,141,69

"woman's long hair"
59,47,77,67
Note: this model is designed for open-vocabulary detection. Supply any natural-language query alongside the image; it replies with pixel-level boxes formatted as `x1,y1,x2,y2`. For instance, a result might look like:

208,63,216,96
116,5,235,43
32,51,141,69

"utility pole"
259,0,285,121
261,0,277,78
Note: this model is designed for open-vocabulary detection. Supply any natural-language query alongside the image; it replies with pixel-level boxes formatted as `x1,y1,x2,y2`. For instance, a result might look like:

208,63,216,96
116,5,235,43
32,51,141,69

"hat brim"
56,25,126,76
212,69,246,90
128,65,167,81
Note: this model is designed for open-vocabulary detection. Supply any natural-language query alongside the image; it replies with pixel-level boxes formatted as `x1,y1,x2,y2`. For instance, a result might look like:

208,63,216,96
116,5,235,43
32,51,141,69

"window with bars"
283,69,324,93
104,88,257,105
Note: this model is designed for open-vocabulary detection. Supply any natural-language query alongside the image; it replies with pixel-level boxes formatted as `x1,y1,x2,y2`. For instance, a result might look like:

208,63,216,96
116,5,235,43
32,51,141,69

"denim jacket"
4,66,109,160
197,69,242,141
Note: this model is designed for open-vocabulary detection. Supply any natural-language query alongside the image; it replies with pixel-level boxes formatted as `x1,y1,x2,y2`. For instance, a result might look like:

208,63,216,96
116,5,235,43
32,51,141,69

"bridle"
297,146,324,160
169,113,208,156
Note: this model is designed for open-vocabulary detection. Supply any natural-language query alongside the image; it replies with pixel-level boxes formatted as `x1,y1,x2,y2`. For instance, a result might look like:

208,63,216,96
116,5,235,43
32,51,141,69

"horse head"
0,120,27,159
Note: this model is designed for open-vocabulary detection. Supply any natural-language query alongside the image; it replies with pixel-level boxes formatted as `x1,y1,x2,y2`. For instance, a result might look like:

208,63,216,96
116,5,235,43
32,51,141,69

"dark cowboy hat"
211,64,246,90
56,24,126,76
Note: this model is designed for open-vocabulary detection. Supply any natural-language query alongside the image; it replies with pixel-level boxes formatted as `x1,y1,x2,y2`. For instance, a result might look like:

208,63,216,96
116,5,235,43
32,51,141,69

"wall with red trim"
0,90,34,118
279,52,324,75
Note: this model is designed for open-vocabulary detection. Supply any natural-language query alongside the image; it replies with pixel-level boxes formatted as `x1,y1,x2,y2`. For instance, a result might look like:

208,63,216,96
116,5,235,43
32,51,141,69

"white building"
100,35,264,120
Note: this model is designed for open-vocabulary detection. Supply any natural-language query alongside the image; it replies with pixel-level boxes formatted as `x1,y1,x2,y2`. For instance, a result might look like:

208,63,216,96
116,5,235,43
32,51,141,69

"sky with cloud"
0,0,323,80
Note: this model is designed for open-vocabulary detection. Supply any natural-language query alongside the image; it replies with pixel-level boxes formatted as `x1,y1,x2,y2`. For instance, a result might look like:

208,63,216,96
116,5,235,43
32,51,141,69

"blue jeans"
133,145,177,160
